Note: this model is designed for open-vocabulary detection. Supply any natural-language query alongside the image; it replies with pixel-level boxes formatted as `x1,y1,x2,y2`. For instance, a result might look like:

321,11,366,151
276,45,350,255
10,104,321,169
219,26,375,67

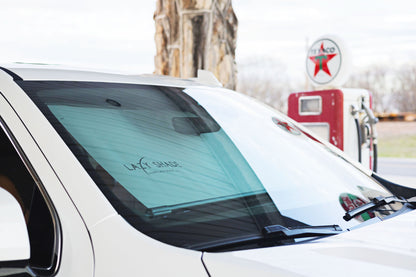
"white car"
0,64,415,277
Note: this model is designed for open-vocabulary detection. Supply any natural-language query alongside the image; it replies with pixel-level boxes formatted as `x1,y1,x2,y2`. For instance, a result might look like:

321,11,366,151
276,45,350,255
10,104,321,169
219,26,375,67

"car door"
0,79,94,276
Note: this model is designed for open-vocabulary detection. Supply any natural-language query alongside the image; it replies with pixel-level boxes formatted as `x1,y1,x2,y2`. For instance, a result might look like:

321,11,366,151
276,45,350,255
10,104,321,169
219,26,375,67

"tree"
237,58,300,113
393,64,416,113
154,0,238,89
345,66,394,113
345,64,416,113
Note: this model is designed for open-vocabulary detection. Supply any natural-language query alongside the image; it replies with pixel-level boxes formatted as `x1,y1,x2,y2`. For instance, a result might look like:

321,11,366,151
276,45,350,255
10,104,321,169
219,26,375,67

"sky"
1,0,415,80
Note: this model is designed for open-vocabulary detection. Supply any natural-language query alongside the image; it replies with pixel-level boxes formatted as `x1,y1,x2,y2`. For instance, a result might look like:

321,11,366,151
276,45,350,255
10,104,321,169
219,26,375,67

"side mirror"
0,187,30,262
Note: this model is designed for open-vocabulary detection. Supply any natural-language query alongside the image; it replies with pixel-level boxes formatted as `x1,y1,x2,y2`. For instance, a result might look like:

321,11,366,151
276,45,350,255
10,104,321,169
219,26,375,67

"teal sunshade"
49,105,265,209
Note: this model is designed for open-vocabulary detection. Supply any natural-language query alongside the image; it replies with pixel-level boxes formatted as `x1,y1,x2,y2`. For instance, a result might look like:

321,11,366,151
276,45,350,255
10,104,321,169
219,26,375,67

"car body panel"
0,71,95,276
90,214,207,277
203,209,416,276
2,64,208,88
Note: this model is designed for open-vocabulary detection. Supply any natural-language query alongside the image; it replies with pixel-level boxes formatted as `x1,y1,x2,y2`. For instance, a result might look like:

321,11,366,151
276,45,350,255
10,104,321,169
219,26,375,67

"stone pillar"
154,0,238,89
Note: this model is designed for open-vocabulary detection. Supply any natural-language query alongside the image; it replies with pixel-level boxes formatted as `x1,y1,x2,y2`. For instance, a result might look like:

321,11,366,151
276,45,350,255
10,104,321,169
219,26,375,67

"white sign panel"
306,35,351,87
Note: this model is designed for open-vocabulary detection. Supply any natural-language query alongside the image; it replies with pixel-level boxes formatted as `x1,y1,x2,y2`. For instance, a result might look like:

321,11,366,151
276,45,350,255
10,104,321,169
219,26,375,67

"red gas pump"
288,36,378,171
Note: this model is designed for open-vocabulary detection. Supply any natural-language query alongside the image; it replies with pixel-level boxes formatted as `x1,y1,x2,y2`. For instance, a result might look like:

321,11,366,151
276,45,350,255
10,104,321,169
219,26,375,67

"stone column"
154,0,238,89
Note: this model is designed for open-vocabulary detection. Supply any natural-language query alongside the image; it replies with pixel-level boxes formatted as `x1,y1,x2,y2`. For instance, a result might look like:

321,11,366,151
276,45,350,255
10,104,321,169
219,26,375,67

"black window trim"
0,116,62,276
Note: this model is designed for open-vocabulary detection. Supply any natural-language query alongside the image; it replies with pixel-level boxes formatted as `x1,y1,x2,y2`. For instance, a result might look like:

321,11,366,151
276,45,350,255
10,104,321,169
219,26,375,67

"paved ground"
377,158,416,189
375,121,416,188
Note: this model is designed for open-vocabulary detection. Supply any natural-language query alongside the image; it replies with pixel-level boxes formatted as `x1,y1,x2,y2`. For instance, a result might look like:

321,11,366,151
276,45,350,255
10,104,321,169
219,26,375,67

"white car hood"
202,210,416,277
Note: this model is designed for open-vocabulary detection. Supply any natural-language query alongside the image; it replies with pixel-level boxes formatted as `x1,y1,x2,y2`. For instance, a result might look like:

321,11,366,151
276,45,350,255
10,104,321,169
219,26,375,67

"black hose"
354,118,362,163
373,143,378,172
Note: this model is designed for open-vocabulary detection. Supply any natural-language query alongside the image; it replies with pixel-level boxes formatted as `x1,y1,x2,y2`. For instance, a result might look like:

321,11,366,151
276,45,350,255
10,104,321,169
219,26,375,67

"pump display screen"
299,96,322,115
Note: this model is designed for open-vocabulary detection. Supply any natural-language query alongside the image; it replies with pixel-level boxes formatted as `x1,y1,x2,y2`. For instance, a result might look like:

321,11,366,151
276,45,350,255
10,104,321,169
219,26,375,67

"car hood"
202,210,416,277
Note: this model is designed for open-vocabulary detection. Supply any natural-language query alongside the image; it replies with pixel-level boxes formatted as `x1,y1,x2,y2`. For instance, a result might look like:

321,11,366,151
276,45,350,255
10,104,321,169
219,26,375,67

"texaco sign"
306,38,342,85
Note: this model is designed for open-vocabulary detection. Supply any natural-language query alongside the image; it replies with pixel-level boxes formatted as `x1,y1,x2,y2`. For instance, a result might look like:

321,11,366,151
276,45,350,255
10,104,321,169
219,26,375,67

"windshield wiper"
198,224,343,252
263,224,343,239
343,195,416,221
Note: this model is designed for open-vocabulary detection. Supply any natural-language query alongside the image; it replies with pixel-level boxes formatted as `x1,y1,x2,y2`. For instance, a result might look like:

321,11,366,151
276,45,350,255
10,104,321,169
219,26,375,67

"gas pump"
288,35,378,171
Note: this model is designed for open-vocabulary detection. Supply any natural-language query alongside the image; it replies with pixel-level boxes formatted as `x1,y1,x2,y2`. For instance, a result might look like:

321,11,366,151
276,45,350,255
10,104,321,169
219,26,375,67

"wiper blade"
263,224,343,239
343,195,414,222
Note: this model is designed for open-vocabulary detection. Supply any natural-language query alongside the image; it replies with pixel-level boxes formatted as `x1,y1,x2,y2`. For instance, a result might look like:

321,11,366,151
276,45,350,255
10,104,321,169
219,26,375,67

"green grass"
377,135,416,158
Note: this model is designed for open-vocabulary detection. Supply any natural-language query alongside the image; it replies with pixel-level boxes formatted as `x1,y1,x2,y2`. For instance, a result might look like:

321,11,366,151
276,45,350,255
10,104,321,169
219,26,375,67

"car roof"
0,64,222,88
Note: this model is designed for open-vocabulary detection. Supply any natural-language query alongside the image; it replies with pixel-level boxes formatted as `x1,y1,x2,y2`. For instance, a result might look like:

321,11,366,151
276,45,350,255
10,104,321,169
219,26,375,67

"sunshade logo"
123,156,182,175
306,39,342,85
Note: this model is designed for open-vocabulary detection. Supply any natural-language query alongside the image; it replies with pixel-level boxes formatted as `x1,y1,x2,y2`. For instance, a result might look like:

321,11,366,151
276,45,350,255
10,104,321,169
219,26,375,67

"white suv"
0,65,415,277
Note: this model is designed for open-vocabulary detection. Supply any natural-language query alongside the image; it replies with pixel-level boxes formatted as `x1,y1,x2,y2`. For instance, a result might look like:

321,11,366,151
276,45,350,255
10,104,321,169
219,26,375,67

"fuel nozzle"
350,104,359,117
361,101,379,125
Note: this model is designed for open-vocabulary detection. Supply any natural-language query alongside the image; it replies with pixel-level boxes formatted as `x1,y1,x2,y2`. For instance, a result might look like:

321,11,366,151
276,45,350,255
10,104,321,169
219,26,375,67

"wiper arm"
343,195,415,221
198,224,343,252
263,224,343,239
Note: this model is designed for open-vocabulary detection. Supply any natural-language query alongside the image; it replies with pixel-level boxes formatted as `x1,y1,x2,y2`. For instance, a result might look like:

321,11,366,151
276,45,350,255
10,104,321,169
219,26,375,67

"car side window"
0,120,60,276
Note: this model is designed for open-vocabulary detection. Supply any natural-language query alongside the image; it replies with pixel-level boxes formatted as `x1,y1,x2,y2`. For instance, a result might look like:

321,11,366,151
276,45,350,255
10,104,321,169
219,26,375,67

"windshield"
20,81,402,251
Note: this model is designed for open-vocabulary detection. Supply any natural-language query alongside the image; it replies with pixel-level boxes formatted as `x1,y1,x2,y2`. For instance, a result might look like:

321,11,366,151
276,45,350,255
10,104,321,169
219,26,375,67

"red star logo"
277,121,296,132
272,117,301,135
309,42,337,77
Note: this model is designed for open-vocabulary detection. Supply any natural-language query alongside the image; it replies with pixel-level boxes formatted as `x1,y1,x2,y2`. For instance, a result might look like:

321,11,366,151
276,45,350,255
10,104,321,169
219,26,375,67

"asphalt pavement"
377,158,416,189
